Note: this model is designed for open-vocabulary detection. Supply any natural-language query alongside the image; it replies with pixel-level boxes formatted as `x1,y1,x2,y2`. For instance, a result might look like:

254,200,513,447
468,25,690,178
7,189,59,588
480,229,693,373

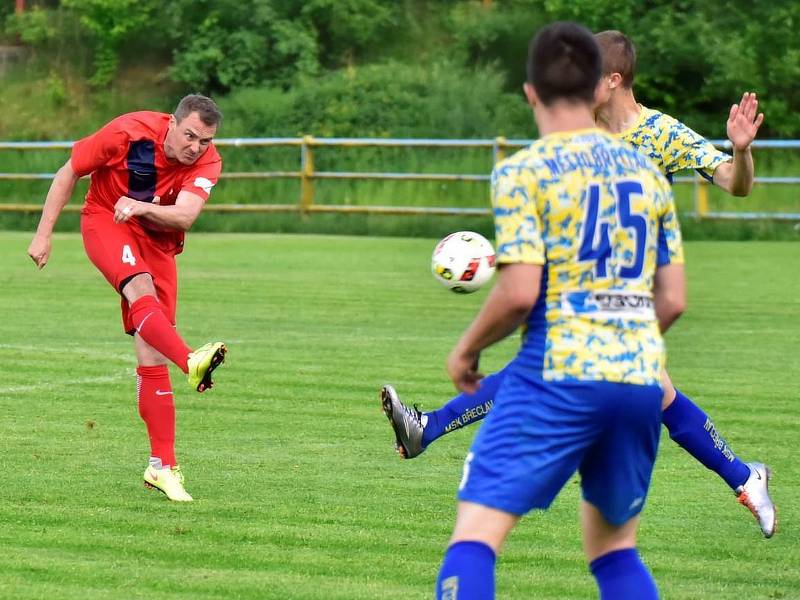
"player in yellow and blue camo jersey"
381,28,775,539
432,23,687,600
594,29,774,535
489,132,680,385
617,106,729,184
596,30,763,197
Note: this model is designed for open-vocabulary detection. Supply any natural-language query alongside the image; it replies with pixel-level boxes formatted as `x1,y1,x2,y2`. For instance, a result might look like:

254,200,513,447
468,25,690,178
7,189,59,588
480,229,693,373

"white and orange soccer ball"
431,231,496,293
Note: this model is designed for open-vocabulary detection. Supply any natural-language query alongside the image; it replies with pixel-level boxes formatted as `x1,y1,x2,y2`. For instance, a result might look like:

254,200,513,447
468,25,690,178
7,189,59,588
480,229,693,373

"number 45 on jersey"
579,180,647,280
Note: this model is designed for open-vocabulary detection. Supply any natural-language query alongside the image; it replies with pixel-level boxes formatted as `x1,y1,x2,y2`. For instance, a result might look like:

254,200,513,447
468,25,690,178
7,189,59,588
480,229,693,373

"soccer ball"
431,231,496,293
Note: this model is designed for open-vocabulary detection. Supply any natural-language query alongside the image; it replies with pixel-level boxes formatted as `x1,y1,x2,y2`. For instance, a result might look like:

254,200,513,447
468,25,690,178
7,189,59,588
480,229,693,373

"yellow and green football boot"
143,465,193,502
187,342,227,392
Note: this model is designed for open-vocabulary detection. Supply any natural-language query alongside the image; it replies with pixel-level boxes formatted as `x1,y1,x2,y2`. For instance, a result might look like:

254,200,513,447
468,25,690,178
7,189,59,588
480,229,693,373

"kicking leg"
124,273,226,392
125,273,192,372
660,370,776,537
380,366,507,459
423,368,506,446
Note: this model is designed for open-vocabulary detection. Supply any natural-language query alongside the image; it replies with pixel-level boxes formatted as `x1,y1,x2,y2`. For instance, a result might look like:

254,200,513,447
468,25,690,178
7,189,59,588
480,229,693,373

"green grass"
0,232,798,599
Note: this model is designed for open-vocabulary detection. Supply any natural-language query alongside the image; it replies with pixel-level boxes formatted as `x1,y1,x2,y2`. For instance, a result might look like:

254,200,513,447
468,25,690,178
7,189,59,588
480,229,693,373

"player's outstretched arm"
447,263,542,393
653,263,686,333
713,92,764,197
28,160,80,269
113,190,205,231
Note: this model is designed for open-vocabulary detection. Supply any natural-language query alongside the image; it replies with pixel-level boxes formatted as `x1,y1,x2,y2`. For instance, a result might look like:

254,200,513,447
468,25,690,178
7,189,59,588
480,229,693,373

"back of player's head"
526,22,601,106
595,30,636,88
174,94,223,127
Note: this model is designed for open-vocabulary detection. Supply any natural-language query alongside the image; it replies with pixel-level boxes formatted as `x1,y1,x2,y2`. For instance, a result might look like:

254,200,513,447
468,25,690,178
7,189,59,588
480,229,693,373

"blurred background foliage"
2,0,799,139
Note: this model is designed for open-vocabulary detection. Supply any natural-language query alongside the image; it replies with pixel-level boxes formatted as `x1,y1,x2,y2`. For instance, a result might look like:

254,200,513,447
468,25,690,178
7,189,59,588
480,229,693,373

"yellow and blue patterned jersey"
618,106,730,182
492,128,683,385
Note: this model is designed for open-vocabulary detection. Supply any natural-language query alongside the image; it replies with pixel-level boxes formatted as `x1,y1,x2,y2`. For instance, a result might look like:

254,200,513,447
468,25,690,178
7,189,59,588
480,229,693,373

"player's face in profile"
165,112,217,165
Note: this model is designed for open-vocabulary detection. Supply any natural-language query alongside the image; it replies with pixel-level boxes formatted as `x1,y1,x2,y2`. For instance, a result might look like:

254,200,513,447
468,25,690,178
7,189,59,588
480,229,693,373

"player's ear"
168,114,177,130
523,82,538,108
607,73,622,90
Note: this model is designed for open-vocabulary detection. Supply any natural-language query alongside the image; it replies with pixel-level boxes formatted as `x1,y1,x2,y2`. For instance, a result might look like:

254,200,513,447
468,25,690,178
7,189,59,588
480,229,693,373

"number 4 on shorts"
122,244,137,266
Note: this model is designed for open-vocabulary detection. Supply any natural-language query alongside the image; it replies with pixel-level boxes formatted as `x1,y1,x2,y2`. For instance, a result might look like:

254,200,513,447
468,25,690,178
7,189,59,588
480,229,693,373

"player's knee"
450,502,517,554
120,272,156,302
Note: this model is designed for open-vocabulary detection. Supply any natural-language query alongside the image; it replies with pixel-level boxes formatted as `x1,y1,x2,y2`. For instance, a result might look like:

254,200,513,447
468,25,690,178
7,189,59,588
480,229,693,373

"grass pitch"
0,232,797,599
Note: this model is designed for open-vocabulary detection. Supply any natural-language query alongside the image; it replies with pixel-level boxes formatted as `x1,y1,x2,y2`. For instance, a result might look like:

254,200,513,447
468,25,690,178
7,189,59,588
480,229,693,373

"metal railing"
1,137,798,220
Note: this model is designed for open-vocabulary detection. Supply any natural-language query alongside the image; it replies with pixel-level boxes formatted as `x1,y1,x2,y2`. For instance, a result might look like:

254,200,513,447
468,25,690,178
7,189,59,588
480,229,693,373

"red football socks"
129,295,190,373
136,364,177,467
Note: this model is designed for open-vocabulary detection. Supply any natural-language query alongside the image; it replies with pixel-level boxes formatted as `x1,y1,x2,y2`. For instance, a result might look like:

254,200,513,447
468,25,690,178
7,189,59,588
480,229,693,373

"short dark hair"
174,94,222,127
595,30,636,88
526,22,601,106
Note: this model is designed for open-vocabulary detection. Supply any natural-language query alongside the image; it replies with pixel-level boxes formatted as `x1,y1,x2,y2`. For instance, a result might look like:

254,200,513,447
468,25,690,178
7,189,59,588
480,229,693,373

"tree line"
3,0,799,139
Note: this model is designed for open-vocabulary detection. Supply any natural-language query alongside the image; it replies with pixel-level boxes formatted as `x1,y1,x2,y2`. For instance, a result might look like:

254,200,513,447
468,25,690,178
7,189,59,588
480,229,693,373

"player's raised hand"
447,349,484,394
27,233,52,269
727,92,764,151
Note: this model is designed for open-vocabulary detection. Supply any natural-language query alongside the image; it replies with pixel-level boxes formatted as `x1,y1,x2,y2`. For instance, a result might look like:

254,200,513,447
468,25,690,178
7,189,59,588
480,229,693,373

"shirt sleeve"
662,116,730,181
491,161,545,265
655,177,684,266
180,153,222,202
70,119,129,177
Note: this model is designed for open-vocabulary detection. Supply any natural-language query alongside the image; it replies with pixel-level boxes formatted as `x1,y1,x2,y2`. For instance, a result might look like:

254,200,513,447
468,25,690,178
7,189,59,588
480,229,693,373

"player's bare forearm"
35,162,79,235
730,146,755,196
138,203,198,231
718,92,762,197
113,192,204,231
28,161,79,268
653,263,686,333
714,148,754,197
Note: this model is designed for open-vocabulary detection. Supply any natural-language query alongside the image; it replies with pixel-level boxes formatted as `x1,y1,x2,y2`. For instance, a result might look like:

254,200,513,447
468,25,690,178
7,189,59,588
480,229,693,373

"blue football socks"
590,548,658,599
661,389,751,490
422,367,507,448
436,541,496,600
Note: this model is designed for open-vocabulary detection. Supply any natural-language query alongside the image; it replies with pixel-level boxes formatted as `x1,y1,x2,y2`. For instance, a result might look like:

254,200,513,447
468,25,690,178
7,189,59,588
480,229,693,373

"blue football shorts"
457,365,663,526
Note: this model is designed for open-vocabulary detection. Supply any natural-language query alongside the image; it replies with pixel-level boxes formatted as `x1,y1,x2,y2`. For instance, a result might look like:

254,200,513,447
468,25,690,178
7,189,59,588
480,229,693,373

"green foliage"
46,71,68,106
0,1,12,22
266,19,319,85
447,0,800,137
4,6,56,44
61,0,154,86
449,0,540,89
3,0,800,136
164,1,316,92
163,0,399,93
219,61,532,138
299,0,399,66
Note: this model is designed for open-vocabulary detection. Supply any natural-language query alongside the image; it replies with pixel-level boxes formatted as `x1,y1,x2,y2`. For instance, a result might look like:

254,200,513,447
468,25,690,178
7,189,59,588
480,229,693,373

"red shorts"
81,209,180,335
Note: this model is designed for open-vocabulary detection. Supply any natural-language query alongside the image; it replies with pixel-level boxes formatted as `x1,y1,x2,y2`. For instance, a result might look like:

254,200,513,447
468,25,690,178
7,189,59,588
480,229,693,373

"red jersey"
71,111,222,250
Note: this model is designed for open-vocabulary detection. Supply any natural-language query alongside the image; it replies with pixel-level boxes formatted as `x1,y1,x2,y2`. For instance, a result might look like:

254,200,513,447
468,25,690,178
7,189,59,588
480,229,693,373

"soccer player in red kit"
27,94,228,502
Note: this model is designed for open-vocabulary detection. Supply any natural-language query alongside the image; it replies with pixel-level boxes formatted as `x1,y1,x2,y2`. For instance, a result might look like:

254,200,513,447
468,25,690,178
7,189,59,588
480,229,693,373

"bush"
219,61,533,139
447,0,800,137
